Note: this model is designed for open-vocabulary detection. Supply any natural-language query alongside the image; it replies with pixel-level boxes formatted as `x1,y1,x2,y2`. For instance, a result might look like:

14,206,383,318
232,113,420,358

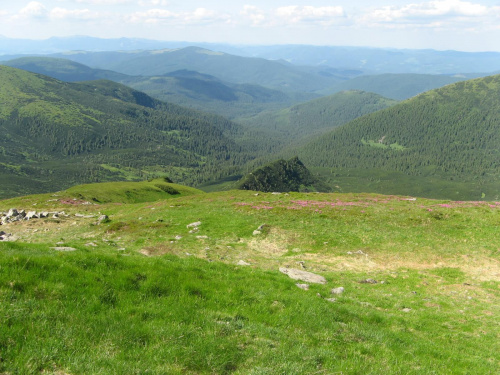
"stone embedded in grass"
325,298,337,303
279,268,327,284
330,287,345,295
187,221,202,229
359,279,377,284
51,247,77,252
237,260,251,266
296,283,309,290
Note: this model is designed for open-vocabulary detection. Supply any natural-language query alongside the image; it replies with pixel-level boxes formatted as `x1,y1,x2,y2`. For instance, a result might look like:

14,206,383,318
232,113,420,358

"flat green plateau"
0,183,499,374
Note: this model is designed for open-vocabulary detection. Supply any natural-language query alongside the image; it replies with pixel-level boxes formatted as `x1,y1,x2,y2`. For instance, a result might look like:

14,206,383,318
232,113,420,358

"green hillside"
322,73,466,100
237,157,329,193
2,56,128,82
0,185,498,373
297,75,500,200
0,66,251,199
3,57,317,119
123,70,317,119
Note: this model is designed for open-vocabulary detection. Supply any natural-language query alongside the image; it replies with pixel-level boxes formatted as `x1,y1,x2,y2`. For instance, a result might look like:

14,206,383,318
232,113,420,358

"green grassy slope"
0,186,498,374
0,66,251,199
296,75,500,200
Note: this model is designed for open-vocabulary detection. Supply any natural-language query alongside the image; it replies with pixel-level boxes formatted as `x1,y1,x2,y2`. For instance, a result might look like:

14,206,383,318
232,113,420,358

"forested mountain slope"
0,66,251,199
239,90,398,148
3,57,318,119
2,56,129,82
297,75,500,200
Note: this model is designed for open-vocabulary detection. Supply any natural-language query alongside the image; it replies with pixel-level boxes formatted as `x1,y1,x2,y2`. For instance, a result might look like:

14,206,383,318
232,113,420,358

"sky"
1,0,500,51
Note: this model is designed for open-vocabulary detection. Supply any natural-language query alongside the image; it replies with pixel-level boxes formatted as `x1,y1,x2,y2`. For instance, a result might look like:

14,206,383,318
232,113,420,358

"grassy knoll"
0,187,499,374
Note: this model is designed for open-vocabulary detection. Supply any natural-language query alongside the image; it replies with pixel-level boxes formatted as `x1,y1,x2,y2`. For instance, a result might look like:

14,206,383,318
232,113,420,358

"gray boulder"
330,287,345,295
279,268,327,284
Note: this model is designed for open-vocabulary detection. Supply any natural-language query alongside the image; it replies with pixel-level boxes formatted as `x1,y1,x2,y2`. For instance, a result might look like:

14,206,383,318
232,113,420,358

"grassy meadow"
0,182,499,374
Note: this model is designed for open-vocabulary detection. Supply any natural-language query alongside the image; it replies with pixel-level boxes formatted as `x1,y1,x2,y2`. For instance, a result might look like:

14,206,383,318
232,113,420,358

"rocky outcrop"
0,208,100,225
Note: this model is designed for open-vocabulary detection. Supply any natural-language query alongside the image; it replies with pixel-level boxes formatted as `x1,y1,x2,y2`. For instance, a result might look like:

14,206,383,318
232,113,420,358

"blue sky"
1,0,500,51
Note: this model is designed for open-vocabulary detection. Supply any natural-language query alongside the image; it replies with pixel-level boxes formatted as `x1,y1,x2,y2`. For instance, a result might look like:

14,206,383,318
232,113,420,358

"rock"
325,298,337,303
175,235,183,240
96,215,109,224
279,268,327,284
359,278,377,284
296,283,309,290
51,247,77,252
187,221,201,229
330,287,345,295
75,213,95,218
25,211,38,220
253,224,266,236
39,212,49,218
271,192,281,195
237,260,251,266
189,228,199,233
196,235,209,239
85,242,98,247
402,308,412,312
6,209,18,218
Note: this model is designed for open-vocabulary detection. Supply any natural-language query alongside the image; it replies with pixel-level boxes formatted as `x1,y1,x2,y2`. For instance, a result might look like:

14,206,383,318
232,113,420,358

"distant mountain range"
1,36,500,74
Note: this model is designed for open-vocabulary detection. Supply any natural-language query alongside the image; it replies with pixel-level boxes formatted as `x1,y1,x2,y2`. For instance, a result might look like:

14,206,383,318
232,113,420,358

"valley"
0,38,499,374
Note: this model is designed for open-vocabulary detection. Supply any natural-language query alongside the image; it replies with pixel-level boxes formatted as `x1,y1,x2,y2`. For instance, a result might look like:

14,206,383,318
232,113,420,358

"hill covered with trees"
296,75,500,200
237,157,328,193
0,66,251,198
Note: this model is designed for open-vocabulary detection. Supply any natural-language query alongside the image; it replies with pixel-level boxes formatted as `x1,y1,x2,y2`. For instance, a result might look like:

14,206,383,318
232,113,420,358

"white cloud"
75,0,132,4
275,5,345,26
360,0,499,28
19,1,48,19
127,7,230,25
241,5,267,26
138,0,169,6
50,7,100,20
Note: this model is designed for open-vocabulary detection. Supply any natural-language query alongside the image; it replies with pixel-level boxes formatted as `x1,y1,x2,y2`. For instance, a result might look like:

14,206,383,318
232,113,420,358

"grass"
0,185,499,374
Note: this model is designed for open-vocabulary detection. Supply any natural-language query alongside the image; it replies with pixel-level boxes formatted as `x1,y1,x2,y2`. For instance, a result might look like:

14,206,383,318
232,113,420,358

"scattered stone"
279,267,327,284
237,260,251,266
96,215,109,224
296,283,309,290
359,278,377,284
56,241,65,245
175,235,182,240
75,213,95,218
253,224,266,236
330,287,345,295
189,227,199,233
39,212,49,218
297,261,306,269
196,235,209,239
51,247,77,252
325,298,337,303
85,242,98,247
402,308,412,312
187,221,201,229
271,192,281,195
